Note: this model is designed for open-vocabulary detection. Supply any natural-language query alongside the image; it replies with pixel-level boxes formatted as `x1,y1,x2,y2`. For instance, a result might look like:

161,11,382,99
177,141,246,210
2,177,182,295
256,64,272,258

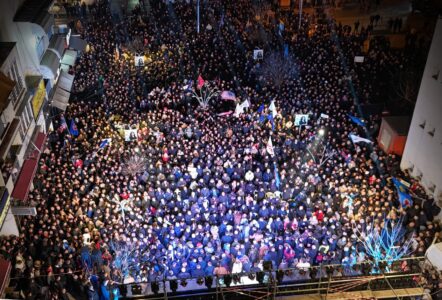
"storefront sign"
32,80,46,120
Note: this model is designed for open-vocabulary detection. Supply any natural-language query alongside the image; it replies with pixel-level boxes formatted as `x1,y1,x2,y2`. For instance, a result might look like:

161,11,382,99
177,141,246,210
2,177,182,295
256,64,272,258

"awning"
52,100,68,111
69,35,87,51
40,49,60,79
51,70,73,111
54,85,70,103
0,72,16,113
61,49,77,67
11,132,46,201
57,70,75,92
0,259,11,297
48,34,66,59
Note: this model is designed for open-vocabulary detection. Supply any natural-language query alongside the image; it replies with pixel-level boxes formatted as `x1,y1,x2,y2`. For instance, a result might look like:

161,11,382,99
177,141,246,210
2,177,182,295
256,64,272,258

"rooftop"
14,0,53,23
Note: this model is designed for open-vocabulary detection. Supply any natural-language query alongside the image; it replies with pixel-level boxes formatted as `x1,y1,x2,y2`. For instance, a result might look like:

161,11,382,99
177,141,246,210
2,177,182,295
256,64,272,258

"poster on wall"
294,114,309,126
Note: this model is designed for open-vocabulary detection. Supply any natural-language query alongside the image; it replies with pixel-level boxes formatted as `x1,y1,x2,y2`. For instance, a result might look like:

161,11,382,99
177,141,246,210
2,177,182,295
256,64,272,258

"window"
20,102,32,132
432,70,439,81
7,60,25,107
426,121,435,137
36,36,45,60
18,121,26,141
428,128,435,137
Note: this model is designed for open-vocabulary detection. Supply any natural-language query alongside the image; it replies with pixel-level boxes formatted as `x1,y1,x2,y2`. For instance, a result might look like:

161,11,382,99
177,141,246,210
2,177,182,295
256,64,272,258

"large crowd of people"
1,0,440,299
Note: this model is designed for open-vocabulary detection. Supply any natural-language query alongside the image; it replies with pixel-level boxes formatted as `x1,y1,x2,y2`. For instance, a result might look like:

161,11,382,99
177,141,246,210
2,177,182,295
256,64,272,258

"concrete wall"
401,17,442,203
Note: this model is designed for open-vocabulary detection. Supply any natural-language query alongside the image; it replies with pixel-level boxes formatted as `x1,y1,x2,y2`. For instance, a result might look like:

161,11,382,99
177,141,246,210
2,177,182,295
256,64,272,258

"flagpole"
298,0,303,30
197,0,200,34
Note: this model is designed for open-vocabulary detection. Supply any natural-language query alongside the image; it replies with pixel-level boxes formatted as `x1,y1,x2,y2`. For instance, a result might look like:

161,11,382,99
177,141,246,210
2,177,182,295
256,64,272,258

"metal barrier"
116,256,427,299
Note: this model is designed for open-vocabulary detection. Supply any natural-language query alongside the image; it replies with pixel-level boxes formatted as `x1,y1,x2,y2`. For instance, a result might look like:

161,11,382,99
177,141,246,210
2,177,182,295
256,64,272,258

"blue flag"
284,44,289,58
70,119,79,137
257,104,265,114
267,113,275,131
259,114,266,123
274,163,281,189
348,115,366,127
398,191,413,208
99,138,111,149
392,177,408,193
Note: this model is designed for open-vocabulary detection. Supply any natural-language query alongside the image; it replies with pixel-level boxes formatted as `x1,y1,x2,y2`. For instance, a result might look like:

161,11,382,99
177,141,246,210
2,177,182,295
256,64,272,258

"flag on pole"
267,113,275,131
183,79,193,91
266,137,275,157
221,91,236,101
269,100,277,117
58,115,68,133
349,133,373,144
274,163,281,189
115,45,120,60
257,104,265,114
284,44,289,58
398,191,413,208
197,75,205,89
99,138,112,149
70,119,79,137
241,99,250,109
392,177,409,193
348,115,366,127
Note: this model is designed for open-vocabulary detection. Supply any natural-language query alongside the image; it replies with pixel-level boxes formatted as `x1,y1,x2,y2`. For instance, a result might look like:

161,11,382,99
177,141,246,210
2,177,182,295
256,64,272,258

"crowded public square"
0,0,441,299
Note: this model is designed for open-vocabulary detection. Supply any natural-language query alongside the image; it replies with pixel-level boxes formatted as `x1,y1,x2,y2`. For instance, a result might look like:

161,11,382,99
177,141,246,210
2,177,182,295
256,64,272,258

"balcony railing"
109,256,428,299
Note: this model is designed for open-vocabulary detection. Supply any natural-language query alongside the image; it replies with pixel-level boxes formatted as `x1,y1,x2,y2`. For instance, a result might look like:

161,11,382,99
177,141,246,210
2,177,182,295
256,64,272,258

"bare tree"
191,82,220,110
394,70,421,105
255,51,299,89
120,151,148,176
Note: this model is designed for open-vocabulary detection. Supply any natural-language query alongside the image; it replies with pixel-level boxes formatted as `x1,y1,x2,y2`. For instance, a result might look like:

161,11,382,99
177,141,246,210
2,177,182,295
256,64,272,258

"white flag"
234,103,245,117
269,100,277,117
349,133,373,144
241,99,250,109
266,137,275,157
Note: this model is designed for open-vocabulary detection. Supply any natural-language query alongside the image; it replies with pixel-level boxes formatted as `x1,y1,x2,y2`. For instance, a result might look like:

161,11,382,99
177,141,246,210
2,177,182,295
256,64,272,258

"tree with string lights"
353,217,414,272
191,81,220,110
